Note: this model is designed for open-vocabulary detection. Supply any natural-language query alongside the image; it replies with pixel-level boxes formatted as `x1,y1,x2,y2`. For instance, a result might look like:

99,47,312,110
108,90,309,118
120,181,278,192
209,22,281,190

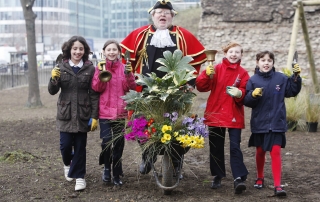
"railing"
0,59,98,91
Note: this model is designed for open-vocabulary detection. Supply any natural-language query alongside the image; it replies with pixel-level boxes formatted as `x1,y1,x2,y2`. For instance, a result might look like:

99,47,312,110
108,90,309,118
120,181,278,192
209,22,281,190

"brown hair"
102,39,121,52
222,42,243,54
62,36,91,61
256,50,275,64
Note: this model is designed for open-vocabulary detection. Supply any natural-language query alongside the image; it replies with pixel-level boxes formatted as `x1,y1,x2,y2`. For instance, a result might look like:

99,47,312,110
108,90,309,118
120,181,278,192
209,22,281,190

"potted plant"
121,50,209,193
305,93,320,132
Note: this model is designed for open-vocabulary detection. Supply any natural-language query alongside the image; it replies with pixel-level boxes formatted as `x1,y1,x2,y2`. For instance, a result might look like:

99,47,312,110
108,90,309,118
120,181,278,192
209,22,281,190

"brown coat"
48,60,99,133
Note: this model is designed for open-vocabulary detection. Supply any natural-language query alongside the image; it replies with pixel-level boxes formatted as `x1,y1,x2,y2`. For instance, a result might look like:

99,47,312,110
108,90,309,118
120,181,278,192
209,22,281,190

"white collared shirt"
69,59,84,68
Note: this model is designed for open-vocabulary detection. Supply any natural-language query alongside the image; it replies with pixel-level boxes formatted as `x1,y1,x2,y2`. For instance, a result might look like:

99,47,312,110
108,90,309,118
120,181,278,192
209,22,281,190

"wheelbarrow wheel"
162,152,173,195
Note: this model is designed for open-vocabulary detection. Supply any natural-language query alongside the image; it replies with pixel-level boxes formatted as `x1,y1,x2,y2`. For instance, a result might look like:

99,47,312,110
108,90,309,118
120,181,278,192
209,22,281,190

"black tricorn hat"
148,0,177,15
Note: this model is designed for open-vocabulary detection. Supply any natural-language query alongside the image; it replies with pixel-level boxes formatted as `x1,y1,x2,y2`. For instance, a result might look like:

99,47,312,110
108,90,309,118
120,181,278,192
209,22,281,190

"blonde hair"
222,42,243,54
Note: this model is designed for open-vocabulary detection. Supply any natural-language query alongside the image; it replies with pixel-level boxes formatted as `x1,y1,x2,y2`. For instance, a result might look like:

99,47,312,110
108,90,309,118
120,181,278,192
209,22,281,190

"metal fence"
0,59,98,91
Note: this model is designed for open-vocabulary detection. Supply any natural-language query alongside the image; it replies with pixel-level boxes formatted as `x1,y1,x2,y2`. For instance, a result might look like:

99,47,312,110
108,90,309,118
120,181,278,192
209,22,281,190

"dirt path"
0,86,319,201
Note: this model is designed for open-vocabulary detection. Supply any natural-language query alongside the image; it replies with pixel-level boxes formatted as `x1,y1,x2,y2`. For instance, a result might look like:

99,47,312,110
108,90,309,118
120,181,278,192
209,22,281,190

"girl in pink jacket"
91,40,136,186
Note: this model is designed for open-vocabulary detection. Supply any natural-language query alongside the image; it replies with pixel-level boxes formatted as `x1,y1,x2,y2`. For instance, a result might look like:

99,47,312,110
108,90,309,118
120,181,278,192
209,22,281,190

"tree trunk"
20,0,43,107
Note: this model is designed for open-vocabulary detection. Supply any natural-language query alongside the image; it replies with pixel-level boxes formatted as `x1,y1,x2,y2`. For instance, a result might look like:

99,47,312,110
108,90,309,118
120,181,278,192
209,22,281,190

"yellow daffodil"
189,136,197,147
163,133,171,141
161,125,172,133
174,131,179,137
161,137,167,143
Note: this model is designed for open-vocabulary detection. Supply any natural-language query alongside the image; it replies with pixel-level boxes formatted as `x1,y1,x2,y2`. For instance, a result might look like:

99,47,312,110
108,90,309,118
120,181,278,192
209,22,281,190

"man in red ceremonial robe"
120,0,207,176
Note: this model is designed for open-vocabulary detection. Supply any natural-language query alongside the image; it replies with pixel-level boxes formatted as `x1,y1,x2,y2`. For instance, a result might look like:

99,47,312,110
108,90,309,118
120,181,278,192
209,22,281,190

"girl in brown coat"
48,36,99,191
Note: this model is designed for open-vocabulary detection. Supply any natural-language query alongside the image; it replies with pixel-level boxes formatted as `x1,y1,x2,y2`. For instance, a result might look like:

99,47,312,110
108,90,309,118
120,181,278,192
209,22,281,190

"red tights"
256,145,282,187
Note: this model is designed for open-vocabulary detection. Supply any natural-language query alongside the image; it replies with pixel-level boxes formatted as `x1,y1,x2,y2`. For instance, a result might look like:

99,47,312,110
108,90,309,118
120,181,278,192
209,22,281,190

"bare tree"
20,0,42,107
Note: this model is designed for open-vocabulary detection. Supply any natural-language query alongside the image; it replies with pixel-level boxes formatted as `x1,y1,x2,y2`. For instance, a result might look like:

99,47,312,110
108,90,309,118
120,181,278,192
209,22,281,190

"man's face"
152,8,173,30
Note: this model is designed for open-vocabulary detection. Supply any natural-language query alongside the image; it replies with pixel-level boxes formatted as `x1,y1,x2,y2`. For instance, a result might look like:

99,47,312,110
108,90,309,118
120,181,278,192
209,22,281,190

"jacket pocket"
57,100,71,120
60,72,71,82
79,100,91,120
78,74,91,89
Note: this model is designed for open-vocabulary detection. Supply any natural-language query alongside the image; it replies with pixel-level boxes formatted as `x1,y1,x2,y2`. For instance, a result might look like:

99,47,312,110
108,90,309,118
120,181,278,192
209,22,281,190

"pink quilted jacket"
91,59,136,119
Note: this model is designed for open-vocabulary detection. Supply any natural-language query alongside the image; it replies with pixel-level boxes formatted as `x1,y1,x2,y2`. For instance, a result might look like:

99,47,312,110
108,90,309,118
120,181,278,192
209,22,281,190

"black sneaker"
139,160,152,174
274,186,287,197
211,176,221,189
234,178,246,194
102,168,111,183
113,176,123,186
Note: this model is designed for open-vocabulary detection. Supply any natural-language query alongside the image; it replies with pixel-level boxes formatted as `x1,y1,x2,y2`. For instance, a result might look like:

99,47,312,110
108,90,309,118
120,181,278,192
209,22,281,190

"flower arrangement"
124,112,208,149
122,49,208,156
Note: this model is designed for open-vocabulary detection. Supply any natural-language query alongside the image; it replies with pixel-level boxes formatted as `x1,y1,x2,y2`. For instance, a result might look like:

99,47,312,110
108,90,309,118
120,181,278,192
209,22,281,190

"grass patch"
0,150,36,163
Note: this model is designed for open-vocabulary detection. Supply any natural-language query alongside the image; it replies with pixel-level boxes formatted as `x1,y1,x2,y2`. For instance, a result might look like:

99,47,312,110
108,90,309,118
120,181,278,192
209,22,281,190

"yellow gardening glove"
90,118,98,131
226,86,242,98
97,60,106,71
252,88,263,98
124,63,133,74
206,64,215,76
292,63,301,75
51,66,60,80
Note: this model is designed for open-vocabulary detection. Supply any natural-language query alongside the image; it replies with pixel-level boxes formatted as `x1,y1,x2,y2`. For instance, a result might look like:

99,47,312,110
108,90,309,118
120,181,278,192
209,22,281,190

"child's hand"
252,88,263,98
90,118,98,131
125,63,133,74
292,63,301,75
51,66,60,80
226,86,242,98
206,65,215,76
97,60,106,71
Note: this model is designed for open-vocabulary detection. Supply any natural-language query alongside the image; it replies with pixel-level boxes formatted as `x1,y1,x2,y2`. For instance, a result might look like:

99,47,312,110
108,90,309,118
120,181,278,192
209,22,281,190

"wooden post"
286,6,300,70
292,0,320,6
298,1,319,93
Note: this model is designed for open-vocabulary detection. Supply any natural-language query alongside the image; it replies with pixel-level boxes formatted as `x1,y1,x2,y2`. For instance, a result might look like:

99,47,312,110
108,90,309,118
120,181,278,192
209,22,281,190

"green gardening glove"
226,86,242,98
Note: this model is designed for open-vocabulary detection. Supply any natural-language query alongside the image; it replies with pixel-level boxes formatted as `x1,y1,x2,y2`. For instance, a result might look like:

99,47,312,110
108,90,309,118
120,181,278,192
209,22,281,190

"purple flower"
183,117,194,125
164,113,170,118
171,112,178,122
124,116,148,141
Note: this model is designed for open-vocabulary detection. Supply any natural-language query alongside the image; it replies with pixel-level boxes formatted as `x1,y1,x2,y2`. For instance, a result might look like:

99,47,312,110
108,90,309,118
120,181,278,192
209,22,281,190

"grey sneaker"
234,178,246,194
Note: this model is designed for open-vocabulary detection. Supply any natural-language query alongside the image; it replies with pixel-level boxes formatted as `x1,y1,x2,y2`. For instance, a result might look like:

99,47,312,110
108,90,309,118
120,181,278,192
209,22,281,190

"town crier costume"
120,0,207,177
120,25,207,80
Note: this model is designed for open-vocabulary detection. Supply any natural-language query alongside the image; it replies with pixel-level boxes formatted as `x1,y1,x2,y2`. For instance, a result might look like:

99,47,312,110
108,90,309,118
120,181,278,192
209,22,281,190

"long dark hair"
62,36,91,62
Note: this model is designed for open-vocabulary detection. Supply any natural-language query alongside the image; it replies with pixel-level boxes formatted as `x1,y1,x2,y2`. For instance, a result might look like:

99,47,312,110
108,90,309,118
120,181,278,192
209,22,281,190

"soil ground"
0,86,319,202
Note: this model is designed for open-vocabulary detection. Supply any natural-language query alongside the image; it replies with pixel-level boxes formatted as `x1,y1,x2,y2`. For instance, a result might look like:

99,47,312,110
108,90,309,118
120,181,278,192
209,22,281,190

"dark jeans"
60,132,87,178
99,119,125,177
209,127,248,180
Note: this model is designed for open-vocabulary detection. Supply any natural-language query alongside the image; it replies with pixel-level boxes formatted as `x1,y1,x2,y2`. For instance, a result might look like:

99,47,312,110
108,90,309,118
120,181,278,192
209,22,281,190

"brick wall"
198,0,320,81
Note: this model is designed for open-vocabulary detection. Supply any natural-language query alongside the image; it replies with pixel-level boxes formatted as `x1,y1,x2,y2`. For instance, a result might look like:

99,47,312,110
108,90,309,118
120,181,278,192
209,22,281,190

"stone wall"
198,0,320,80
